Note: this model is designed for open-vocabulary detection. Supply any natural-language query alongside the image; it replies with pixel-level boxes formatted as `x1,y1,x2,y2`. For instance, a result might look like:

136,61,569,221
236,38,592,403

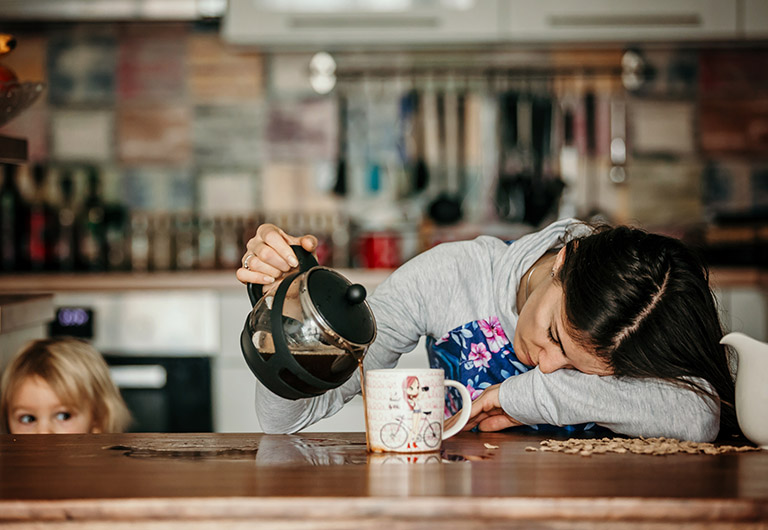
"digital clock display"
49,307,94,338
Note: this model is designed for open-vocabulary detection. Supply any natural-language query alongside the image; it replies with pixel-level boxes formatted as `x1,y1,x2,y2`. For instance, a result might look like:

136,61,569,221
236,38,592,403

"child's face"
7,375,98,434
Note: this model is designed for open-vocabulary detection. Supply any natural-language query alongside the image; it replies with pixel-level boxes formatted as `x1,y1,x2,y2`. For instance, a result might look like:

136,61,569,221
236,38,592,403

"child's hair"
0,338,131,433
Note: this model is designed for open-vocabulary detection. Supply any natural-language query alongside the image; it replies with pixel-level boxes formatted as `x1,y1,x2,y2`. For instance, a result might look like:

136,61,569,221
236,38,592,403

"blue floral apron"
426,316,605,435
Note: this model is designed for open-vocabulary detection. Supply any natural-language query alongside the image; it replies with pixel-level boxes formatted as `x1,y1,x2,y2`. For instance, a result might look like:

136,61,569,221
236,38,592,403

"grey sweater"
254,218,720,441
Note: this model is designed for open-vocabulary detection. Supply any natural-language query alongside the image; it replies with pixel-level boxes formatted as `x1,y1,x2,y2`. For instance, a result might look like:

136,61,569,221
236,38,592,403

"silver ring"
243,253,255,270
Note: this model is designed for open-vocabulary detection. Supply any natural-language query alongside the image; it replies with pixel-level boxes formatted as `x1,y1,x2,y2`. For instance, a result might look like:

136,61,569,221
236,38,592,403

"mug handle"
442,380,472,440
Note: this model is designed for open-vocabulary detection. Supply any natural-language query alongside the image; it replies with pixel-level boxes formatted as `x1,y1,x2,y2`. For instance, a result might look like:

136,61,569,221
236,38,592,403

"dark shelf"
0,134,28,164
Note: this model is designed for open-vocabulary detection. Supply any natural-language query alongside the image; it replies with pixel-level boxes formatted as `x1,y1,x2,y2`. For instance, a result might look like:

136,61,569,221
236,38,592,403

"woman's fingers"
258,225,302,268
257,225,319,270
457,384,520,432
237,224,319,285
476,413,520,432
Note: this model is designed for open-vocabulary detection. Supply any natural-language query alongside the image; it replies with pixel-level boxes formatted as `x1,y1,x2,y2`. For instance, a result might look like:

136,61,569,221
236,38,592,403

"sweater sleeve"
498,367,720,442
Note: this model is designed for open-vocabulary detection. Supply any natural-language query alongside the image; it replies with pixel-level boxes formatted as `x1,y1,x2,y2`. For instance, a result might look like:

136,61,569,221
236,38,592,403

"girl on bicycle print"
404,375,423,449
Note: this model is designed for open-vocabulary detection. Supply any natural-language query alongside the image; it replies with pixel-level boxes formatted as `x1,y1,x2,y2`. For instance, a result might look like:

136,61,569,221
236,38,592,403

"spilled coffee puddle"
106,444,258,461
439,451,492,462
104,438,487,465
300,438,367,447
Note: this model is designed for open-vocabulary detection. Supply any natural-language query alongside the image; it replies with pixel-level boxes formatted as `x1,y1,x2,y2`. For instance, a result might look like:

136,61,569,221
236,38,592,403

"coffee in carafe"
241,246,376,400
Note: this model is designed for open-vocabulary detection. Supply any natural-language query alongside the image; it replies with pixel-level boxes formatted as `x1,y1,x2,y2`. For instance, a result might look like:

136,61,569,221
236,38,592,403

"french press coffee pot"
240,246,376,400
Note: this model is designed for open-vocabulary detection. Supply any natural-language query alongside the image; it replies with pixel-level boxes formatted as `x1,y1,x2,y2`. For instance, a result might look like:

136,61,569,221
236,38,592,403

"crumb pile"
525,437,760,457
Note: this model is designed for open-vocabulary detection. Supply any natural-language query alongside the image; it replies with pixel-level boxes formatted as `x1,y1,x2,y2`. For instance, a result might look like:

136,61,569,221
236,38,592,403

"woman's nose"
538,348,569,374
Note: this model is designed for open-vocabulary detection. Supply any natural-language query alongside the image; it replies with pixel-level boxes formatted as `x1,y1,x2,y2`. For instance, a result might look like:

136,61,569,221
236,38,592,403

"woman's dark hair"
557,224,739,439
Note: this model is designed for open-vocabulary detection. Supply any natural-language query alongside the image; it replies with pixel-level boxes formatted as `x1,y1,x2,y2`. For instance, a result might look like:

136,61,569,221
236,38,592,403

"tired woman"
236,218,737,442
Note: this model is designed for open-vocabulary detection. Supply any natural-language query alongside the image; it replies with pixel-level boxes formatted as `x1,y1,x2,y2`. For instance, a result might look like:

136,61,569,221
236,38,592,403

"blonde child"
1,338,131,434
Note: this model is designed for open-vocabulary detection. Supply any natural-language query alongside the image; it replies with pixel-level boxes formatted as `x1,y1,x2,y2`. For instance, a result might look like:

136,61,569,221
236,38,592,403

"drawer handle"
109,365,167,389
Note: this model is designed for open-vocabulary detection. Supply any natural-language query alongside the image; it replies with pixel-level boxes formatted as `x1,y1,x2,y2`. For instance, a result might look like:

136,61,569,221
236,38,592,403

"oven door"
106,355,213,433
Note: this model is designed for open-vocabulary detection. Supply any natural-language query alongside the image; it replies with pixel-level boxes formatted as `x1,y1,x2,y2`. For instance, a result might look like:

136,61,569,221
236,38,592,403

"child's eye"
55,411,72,421
19,414,36,424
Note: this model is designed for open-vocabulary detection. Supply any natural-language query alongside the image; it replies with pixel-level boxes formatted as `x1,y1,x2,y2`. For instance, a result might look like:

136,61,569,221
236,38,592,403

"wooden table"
1,432,767,529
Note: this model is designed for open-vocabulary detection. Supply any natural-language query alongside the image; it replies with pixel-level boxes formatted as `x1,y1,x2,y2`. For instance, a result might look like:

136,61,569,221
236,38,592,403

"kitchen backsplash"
0,20,766,272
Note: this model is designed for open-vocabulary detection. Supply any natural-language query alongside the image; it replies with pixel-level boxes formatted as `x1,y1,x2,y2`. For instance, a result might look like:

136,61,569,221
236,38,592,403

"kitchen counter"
1,432,766,528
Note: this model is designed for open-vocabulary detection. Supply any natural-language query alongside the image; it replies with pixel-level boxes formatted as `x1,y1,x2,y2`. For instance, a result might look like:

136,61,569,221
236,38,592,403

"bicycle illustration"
379,411,442,450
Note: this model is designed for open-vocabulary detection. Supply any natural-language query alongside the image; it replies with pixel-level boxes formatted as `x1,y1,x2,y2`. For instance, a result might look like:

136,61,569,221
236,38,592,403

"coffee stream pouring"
240,246,376,399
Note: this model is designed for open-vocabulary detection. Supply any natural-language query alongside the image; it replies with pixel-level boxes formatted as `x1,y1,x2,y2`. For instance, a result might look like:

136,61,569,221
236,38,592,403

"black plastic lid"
306,268,375,346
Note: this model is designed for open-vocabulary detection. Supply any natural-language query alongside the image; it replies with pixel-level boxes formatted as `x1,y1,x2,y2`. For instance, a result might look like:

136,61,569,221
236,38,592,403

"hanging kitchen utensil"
412,88,429,193
523,95,564,226
332,89,348,196
456,91,467,198
241,246,376,400
494,90,529,223
584,89,599,216
428,89,463,225
399,88,425,197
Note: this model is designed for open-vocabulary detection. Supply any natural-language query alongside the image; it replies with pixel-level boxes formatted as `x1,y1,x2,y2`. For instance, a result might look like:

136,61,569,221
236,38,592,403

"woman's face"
514,252,612,376
6,375,98,434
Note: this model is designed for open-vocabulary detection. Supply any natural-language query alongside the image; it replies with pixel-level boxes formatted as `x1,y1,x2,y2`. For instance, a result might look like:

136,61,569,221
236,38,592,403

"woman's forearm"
498,368,720,442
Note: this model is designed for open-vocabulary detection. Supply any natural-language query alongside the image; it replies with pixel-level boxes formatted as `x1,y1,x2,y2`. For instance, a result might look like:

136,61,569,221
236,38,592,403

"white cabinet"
742,0,768,38
223,0,502,46
222,0,758,46
500,0,739,41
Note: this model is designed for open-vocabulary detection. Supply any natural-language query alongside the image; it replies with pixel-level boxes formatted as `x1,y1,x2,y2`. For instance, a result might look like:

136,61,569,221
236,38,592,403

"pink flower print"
479,317,509,353
465,379,484,401
468,342,491,370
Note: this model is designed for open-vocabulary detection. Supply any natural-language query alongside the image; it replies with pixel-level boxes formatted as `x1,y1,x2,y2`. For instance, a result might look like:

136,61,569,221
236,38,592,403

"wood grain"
0,431,766,528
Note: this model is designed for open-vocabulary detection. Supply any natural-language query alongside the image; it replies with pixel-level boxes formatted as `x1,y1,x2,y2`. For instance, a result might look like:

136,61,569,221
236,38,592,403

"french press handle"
246,245,319,307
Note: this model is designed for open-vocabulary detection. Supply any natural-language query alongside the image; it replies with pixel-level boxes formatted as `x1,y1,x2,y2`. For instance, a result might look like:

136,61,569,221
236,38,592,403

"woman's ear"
554,246,567,273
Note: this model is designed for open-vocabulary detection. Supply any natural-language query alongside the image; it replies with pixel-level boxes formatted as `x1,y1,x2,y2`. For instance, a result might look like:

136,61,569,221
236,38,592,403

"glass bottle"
150,213,172,271
197,215,216,270
28,164,53,271
129,212,150,272
54,169,77,271
0,163,24,271
216,216,241,269
173,213,196,271
77,166,107,271
104,204,128,271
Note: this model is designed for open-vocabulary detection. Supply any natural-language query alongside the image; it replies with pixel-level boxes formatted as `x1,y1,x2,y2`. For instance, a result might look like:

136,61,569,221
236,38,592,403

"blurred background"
0,0,766,433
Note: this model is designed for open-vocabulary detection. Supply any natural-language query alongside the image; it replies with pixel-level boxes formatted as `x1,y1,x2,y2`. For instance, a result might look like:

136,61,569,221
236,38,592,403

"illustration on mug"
378,375,442,450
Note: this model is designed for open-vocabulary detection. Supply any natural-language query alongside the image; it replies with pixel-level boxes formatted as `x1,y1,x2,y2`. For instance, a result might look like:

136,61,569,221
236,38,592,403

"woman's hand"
450,384,522,432
236,223,318,286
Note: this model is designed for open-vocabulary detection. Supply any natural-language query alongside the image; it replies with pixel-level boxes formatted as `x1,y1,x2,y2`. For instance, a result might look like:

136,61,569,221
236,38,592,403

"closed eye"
548,327,557,344
549,325,570,361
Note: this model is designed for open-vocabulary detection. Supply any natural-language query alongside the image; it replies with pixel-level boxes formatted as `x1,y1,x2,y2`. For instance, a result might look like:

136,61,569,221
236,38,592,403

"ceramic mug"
365,368,472,453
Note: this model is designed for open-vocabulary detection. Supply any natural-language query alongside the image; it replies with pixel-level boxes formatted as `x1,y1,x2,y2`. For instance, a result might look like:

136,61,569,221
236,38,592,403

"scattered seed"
524,437,760,457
